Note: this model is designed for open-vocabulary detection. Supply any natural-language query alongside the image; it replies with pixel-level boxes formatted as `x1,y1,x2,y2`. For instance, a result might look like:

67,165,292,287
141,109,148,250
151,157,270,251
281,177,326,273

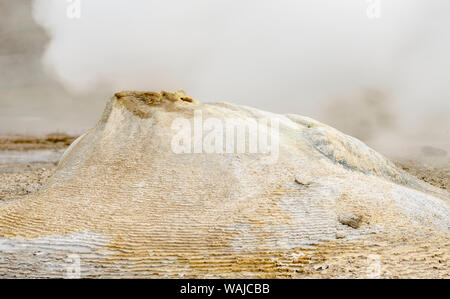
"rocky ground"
396,160,449,192
0,134,73,203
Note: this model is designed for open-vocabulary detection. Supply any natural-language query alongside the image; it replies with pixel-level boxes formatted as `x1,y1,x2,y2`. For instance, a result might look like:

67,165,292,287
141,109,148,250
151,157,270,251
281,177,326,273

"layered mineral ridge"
0,91,448,278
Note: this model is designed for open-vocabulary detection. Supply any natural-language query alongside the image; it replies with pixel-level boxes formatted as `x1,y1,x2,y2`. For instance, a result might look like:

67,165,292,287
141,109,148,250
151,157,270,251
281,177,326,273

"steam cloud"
32,0,450,156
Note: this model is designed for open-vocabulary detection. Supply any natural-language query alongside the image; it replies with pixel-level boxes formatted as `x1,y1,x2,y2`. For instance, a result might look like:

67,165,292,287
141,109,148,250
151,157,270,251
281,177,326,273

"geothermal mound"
0,91,448,278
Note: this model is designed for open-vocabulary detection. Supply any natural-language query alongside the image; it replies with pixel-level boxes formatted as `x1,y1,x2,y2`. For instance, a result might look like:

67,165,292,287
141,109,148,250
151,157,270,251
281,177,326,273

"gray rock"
338,213,363,229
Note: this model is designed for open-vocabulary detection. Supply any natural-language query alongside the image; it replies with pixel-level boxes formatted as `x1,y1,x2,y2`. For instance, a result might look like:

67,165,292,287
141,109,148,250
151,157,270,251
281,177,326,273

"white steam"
32,0,450,156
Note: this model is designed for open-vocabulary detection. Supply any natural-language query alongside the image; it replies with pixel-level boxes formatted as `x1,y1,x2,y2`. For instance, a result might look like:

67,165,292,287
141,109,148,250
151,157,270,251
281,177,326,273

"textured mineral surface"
0,91,448,278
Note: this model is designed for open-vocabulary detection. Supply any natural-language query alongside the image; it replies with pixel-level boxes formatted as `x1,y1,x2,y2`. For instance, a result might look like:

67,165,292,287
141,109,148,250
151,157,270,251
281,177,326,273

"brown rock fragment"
338,213,363,229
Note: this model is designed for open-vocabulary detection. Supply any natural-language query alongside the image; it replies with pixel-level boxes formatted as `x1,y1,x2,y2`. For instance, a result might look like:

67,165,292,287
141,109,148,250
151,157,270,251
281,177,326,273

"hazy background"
1,0,449,160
